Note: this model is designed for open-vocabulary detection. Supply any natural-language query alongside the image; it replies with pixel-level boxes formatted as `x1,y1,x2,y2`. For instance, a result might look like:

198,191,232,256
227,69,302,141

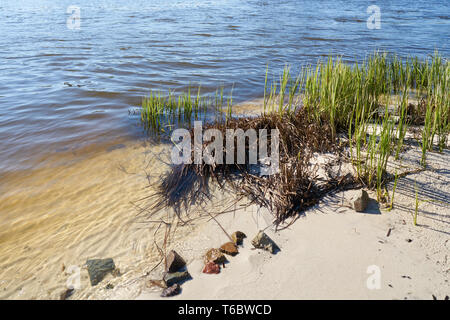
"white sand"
132,148,448,300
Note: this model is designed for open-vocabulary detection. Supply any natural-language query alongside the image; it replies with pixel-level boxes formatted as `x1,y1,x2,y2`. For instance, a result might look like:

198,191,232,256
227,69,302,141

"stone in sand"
202,261,220,274
350,189,369,212
163,270,191,287
86,258,116,286
231,231,246,245
60,288,74,300
166,250,186,273
220,242,239,256
204,248,227,264
161,283,181,297
251,231,279,254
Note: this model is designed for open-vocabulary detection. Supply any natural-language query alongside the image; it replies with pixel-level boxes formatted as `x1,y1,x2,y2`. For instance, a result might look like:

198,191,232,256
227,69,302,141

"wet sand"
0,138,175,299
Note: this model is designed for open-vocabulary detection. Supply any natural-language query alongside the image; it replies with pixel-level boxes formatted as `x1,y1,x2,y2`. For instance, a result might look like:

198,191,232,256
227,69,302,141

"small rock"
204,248,227,264
350,189,369,212
163,270,191,287
406,238,413,243
86,258,116,286
251,231,279,254
231,231,247,245
202,262,220,274
60,288,74,300
220,242,239,256
161,283,181,297
166,250,186,273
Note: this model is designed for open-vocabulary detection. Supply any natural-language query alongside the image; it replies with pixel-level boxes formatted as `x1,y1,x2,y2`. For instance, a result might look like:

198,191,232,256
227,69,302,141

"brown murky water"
0,0,448,298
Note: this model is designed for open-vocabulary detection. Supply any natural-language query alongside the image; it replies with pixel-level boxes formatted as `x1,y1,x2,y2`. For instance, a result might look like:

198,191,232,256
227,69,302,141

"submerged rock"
163,270,191,287
351,189,369,212
251,231,279,254
204,248,227,264
231,231,247,245
220,242,239,256
166,250,186,273
86,258,116,286
202,261,220,274
161,283,181,297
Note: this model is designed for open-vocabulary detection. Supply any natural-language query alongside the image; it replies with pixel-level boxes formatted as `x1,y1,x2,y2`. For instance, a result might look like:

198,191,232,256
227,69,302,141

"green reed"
141,52,448,195
141,86,234,133
388,170,399,211
421,96,433,167
395,87,409,160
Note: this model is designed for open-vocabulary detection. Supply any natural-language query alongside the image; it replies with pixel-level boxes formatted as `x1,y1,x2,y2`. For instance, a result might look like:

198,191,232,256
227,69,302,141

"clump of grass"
264,65,301,116
375,111,395,201
141,51,448,224
395,89,409,160
150,108,353,226
141,86,234,133
420,97,433,167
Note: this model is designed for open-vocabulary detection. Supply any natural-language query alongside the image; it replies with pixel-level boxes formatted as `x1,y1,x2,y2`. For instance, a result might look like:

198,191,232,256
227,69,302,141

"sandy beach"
84,144,449,300
1,0,449,305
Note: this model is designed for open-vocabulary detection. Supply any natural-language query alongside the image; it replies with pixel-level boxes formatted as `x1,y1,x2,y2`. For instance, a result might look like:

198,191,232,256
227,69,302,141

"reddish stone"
202,261,220,274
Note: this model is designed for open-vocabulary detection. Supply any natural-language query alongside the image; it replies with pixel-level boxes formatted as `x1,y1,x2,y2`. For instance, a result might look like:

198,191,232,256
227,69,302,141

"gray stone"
251,231,279,254
166,250,186,273
86,258,116,286
351,189,369,212
163,270,191,287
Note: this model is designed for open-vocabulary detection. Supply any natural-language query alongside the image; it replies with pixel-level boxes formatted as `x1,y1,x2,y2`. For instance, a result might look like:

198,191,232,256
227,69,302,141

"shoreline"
0,97,274,300
1,52,449,300
1,107,448,300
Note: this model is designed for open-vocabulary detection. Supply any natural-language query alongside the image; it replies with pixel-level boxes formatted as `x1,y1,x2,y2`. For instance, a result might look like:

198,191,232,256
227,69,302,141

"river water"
0,0,448,299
